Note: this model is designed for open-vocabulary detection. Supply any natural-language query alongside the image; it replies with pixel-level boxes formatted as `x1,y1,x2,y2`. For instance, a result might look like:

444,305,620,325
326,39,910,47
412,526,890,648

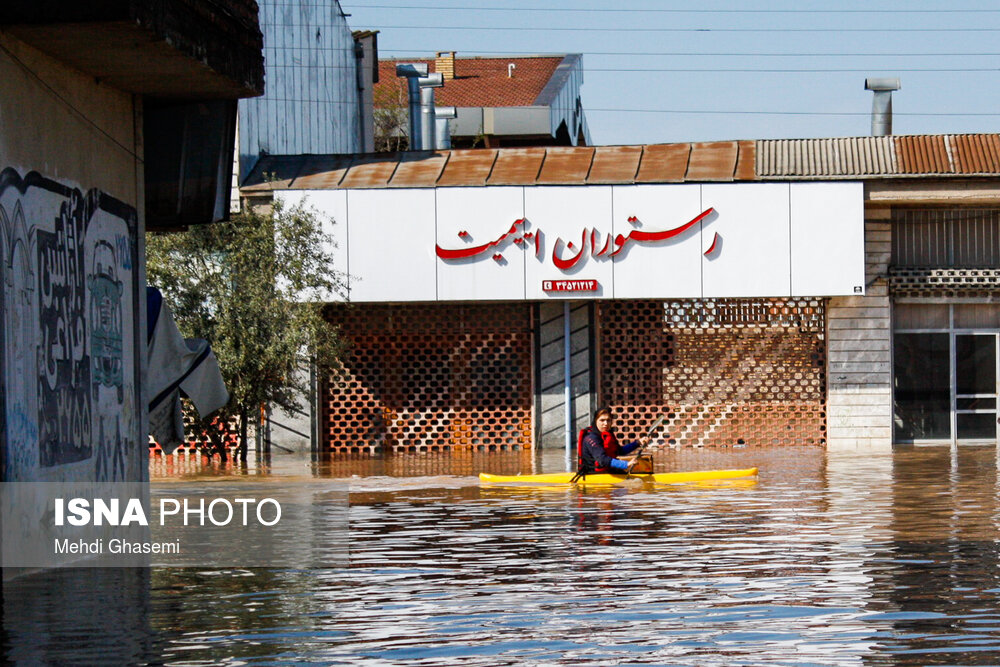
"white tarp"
146,287,228,453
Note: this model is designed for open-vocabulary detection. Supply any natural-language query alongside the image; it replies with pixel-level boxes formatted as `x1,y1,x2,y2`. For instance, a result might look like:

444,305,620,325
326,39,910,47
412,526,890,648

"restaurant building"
242,134,1000,455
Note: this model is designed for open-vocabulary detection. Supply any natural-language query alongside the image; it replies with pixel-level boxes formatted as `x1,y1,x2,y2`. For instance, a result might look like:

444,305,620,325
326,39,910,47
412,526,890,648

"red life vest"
577,426,621,473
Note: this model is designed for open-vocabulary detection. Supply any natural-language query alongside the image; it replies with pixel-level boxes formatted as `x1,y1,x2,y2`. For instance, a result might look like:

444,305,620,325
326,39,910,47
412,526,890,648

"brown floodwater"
5,445,1000,665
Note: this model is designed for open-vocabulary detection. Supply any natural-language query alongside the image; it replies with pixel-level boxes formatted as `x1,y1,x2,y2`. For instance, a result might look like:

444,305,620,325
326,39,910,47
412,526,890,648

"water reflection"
5,446,1000,665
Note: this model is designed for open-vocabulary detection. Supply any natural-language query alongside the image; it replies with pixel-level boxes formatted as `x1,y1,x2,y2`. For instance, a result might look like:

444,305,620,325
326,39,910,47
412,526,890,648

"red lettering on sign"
435,208,715,270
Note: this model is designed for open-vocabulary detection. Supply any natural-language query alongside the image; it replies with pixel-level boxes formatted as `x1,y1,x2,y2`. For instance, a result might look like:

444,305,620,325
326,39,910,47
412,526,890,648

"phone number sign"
542,280,599,292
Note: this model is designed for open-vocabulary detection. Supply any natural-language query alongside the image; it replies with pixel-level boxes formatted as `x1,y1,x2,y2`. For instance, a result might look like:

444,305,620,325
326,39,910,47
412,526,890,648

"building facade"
375,52,590,149
1,2,264,482
243,135,1000,455
238,0,376,183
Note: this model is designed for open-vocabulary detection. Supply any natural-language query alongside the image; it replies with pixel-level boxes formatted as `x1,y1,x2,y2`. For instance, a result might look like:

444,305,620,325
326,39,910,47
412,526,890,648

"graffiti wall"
0,168,141,482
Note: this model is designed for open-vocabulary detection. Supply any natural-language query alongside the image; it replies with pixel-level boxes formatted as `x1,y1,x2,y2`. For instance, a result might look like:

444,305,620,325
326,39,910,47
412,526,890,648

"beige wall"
1,32,146,482
0,33,139,203
826,214,893,451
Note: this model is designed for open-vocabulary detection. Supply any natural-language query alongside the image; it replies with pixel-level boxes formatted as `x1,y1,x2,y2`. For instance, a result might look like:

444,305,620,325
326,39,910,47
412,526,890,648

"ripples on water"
5,446,1000,665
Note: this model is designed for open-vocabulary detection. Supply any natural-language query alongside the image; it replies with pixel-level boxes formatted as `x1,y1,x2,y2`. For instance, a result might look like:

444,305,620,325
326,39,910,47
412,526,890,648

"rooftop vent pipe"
865,78,901,136
434,106,457,149
396,63,444,151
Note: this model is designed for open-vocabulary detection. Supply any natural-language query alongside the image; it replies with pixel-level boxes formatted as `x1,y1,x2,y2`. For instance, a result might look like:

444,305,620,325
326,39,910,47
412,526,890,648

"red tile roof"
376,56,564,108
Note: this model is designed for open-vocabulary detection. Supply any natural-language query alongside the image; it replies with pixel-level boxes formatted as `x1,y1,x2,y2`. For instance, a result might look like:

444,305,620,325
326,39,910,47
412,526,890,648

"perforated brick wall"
322,304,533,454
889,267,1000,297
598,299,827,447
149,412,241,456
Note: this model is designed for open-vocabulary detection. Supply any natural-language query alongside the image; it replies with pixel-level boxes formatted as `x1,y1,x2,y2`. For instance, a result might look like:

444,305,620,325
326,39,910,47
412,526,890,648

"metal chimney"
395,64,444,150
419,73,444,150
434,106,457,149
865,78,901,136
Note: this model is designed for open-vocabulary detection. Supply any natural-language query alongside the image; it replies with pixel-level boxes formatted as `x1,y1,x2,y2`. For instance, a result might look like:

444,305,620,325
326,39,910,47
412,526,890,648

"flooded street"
6,445,1000,665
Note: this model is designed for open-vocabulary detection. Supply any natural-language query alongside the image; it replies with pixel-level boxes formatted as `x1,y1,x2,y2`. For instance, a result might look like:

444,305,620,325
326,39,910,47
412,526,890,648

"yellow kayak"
478,467,758,485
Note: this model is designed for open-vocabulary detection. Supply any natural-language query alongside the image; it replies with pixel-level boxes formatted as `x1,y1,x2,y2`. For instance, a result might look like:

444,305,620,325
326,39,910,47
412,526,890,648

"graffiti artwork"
89,239,125,402
0,168,139,481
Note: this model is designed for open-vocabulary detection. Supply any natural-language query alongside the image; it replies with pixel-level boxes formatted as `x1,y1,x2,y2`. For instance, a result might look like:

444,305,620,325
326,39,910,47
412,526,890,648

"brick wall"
599,299,827,447
321,304,534,454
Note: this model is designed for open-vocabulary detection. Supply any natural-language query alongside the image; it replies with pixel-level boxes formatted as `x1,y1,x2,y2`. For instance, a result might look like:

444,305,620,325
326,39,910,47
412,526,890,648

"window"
892,209,1000,268
893,303,1000,444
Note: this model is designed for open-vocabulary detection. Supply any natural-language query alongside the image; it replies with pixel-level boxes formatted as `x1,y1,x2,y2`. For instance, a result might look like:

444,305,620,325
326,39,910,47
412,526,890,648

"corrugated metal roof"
241,134,1000,192
756,134,1000,179
951,134,1000,174
756,137,896,178
896,135,950,174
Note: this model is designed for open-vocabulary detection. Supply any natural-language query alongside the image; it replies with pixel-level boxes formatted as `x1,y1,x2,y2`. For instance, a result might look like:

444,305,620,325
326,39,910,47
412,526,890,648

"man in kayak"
578,407,649,475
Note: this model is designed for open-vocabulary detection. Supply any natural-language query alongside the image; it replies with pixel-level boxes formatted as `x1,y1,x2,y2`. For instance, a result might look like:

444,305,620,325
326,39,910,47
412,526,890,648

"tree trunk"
239,406,249,463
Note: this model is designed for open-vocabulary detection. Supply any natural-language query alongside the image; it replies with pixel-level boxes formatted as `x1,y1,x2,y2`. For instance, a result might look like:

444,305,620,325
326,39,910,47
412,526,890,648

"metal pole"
564,301,573,471
309,359,318,460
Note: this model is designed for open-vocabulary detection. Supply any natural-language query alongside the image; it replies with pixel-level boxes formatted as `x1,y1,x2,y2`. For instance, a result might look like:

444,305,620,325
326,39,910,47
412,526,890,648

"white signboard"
277,182,864,302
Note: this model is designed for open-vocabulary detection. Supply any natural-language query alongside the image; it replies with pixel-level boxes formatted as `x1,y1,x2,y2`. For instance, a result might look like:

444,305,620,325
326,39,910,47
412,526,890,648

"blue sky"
341,1,1000,146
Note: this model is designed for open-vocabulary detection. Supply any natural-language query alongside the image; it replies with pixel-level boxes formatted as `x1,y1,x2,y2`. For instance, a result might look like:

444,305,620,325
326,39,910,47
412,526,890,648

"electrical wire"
343,4,1000,14
264,45,1000,57
377,50,1000,58
0,41,142,162
254,96,1000,116
264,63,1000,72
361,25,1000,32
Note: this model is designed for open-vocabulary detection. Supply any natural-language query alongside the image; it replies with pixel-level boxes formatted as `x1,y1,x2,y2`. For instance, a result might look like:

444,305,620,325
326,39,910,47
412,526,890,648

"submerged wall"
826,215,893,451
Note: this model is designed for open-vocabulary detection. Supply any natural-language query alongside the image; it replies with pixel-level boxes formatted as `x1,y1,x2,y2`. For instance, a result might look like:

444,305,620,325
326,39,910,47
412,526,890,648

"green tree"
374,81,409,152
146,199,345,461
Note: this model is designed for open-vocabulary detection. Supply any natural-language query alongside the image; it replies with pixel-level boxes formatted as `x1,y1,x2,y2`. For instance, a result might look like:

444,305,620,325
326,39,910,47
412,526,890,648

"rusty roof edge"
282,158,307,189
244,134,1000,191
631,147,642,182
755,171,1000,181
583,147,597,183
433,150,453,185
307,155,350,189
482,150,499,185
534,148,547,183
384,156,403,186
